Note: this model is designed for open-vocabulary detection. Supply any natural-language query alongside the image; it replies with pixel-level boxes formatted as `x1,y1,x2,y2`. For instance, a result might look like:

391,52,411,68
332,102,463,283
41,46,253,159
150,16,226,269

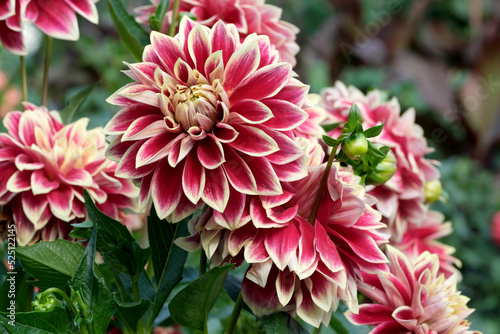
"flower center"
172,84,219,131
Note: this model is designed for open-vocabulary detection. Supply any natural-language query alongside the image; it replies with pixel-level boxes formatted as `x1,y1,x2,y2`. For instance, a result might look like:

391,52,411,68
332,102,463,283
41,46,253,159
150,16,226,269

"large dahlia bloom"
135,0,300,66
346,246,479,334
393,210,461,279
0,0,98,55
321,81,440,240
105,17,309,222
178,157,389,327
0,104,137,246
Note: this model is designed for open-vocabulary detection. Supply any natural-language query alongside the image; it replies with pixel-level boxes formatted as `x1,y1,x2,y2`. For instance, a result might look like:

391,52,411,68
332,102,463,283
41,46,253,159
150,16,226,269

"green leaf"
60,84,96,124
363,121,384,138
322,135,342,147
169,264,234,332
70,226,97,307
0,265,30,313
344,104,362,132
329,312,349,334
107,0,150,61
143,217,190,328
90,278,115,334
322,122,342,133
0,307,77,333
16,240,85,291
84,189,151,277
367,141,386,159
114,295,151,332
257,312,309,334
147,204,176,283
151,0,170,31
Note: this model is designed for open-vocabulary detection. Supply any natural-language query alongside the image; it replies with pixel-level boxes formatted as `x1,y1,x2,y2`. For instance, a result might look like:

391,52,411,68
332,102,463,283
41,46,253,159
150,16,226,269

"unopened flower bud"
366,149,397,185
424,180,442,203
342,133,368,159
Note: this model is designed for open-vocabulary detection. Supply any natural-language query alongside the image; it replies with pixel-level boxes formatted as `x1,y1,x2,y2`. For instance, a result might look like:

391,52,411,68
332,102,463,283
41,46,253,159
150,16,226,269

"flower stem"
308,145,338,224
199,250,207,276
20,56,27,105
41,288,79,316
168,0,181,37
41,36,52,107
224,293,243,334
312,326,321,334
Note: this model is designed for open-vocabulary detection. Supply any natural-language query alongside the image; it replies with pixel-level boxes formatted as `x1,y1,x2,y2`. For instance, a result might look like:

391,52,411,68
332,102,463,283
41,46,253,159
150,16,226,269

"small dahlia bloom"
0,0,98,55
135,0,300,66
346,246,479,334
393,210,461,279
105,17,309,222
292,94,327,142
0,105,137,246
321,81,440,240
179,160,389,327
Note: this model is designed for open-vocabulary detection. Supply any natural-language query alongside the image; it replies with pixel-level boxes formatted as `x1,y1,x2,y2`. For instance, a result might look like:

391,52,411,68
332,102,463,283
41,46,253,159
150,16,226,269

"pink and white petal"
244,231,270,263
34,0,79,40
60,167,93,187
201,167,229,212
256,127,304,165
242,155,282,195
330,227,388,263
66,0,98,23
116,141,158,178
250,197,285,229
104,104,161,135
168,194,201,223
117,84,159,107
260,182,295,209
264,223,300,270
229,99,273,124
223,42,260,93
14,153,44,171
345,304,395,325
138,172,153,210
0,0,14,20
151,160,183,220
315,222,343,273
241,268,282,316
31,169,60,195
210,21,237,65
182,152,206,204
296,217,318,276
276,269,295,306
228,222,256,256
272,157,308,182
6,170,31,192
213,186,245,230
21,191,49,228
307,273,335,312
0,20,26,55
135,132,185,168
121,116,165,141
150,31,186,74
262,99,308,130
272,78,309,106
222,146,258,194
14,210,36,247
124,62,158,87
168,135,196,167
197,136,225,169
212,123,239,143
47,184,74,221
228,124,278,157
296,283,326,328
229,63,292,103
187,24,211,74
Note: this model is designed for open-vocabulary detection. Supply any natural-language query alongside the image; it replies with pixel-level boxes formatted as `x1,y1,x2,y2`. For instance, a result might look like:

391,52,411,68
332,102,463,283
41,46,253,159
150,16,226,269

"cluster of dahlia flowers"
0,0,480,332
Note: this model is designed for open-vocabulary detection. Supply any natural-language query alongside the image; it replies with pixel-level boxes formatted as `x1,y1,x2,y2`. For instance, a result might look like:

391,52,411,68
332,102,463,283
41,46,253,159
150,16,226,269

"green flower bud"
424,180,442,203
341,133,368,159
366,149,397,185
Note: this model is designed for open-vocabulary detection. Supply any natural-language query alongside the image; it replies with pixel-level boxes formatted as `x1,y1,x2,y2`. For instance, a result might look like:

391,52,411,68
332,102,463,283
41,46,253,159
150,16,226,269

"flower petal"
197,135,225,169
201,167,229,212
151,160,183,220
182,152,206,204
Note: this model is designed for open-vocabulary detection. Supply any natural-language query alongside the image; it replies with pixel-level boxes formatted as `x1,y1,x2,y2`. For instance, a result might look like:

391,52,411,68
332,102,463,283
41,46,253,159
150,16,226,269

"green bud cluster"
32,293,58,312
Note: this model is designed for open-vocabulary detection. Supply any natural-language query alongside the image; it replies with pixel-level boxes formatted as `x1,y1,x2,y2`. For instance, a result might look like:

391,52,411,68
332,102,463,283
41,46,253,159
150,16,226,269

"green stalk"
41,36,52,106
308,145,338,224
20,56,27,106
168,0,181,37
224,293,243,334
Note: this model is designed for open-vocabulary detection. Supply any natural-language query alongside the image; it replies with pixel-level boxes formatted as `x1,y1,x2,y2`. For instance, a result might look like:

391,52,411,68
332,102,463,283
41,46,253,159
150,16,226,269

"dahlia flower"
292,94,327,142
0,104,137,246
321,81,440,240
135,0,300,66
178,159,390,327
346,246,479,334
105,17,309,222
393,210,461,279
0,0,98,55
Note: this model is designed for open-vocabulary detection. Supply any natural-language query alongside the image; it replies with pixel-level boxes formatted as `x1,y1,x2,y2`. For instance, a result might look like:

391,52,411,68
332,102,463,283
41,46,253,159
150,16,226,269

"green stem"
308,145,338,224
199,250,207,277
132,275,140,301
41,288,78,316
168,0,181,37
224,293,243,334
20,56,27,105
41,36,52,107
25,283,34,312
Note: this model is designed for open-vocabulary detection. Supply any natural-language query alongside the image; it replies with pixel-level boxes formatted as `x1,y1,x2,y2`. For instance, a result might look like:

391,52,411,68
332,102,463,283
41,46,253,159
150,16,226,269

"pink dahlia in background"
346,246,479,334
291,94,327,143
321,81,440,241
135,0,300,66
105,17,309,222
0,0,98,55
0,71,22,118
178,158,389,327
393,210,461,279
492,211,500,247
0,104,138,246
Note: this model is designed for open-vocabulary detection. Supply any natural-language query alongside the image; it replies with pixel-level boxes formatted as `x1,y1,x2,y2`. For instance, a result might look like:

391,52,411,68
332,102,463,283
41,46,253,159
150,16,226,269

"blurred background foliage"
0,0,499,332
